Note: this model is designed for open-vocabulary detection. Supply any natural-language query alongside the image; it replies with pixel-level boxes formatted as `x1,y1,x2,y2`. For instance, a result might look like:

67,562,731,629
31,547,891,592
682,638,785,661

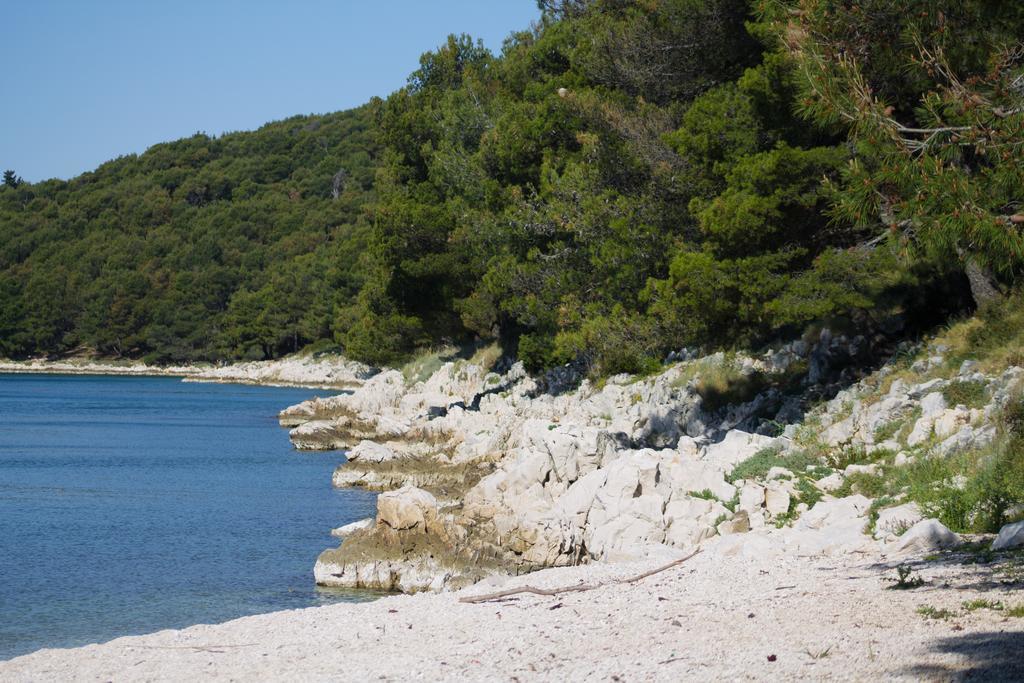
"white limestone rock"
844,463,880,477
665,459,735,502
873,503,923,539
377,486,439,532
891,518,960,554
815,473,844,492
347,440,398,463
764,482,791,517
920,391,947,419
703,431,777,471
289,420,350,451
992,520,1024,551
797,495,871,532
738,483,765,515
766,466,794,480
331,518,373,538
717,510,750,536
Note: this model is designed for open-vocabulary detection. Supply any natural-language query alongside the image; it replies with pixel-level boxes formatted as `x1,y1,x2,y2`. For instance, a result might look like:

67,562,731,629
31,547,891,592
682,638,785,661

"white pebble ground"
3,544,1022,681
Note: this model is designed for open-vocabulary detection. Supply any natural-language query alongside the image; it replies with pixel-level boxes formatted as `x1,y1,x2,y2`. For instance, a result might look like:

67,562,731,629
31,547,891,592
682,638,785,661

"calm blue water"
0,374,378,661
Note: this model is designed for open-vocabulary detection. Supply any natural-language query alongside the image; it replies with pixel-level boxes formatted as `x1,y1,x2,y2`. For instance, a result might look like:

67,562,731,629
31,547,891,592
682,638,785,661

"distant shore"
0,355,372,391
0,358,200,378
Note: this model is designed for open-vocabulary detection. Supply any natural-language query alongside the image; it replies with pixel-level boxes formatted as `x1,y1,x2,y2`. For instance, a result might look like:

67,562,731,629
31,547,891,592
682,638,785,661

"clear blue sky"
0,1,540,182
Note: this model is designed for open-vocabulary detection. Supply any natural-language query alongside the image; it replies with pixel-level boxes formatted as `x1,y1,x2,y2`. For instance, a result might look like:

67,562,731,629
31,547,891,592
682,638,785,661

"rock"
992,520,1024,551
717,510,750,536
906,416,934,447
908,378,946,399
347,440,398,463
676,436,700,459
815,473,844,492
797,495,871,532
273,334,1016,595
920,392,947,418
843,463,880,477
665,460,735,502
823,417,856,446
377,486,439,532
331,518,373,538
873,503,923,539
934,408,971,440
703,431,777,471
586,494,667,561
738,483,765,515
289,420,350,450
764,483,791,517
892,518,960,554
784,495,873,556
936,424,996,457
911,356,944,374
663,497,724,548
959,360,979,376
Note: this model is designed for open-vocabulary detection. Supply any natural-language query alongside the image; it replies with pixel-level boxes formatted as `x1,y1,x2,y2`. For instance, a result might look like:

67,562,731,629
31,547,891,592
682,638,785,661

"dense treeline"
2,1,1022,371
0,108,377,361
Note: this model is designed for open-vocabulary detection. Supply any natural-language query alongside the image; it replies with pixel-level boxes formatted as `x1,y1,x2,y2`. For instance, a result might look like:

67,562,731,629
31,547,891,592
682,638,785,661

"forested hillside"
3,0,1022,371
0,107,377,362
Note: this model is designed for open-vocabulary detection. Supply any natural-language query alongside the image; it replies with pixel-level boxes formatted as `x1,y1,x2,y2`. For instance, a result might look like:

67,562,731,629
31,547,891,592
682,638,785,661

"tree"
2,170,21,188
769,0,1024,306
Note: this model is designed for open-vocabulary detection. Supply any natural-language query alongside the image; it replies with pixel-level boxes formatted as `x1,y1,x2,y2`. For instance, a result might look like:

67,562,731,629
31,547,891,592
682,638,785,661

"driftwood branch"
458,548,701,604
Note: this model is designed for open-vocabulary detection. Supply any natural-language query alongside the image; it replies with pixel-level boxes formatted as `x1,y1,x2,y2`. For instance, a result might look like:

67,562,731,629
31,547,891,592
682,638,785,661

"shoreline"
0,360,199,378
2,537,1021,680
0,356,371,391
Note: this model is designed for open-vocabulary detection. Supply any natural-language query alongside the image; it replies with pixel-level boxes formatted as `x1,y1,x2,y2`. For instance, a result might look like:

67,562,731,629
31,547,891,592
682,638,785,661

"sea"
0,373,379,660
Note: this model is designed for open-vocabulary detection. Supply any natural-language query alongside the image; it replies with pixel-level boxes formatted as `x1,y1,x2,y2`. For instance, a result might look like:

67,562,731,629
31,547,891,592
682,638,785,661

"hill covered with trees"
2,0,1022,372
0,107,377,362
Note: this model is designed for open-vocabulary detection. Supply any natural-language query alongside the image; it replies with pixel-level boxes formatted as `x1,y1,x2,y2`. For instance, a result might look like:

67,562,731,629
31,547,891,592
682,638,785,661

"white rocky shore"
273,337,1024,595
0,358,201,377
0,353,372,389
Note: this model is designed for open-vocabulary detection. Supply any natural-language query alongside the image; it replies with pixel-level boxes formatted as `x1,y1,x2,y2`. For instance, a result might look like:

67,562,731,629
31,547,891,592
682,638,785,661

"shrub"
873,418,903,443
727,446,814,483
942,380,988,409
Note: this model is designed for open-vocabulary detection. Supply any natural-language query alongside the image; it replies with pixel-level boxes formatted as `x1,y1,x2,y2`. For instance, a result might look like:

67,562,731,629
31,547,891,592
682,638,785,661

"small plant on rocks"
889,564,924,590
916,605,956,620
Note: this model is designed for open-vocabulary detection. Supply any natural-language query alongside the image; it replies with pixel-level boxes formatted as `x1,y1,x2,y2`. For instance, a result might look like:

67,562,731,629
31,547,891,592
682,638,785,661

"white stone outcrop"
377,486,439,532
992,520,1024,551
286,339,1021,592
348,440,399,463
331,518,373,538
874,503,923,540
702,431,776,470
891,518,961,554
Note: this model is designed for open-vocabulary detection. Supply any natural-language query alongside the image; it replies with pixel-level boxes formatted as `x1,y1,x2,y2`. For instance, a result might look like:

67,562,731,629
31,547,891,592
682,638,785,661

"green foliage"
2,170,21,188
916,605,956,620
873,418,903,444
963,599,1004,612
942,380,988,409
5,1,1013,373
0,107,377,362
889,564,924,590
772,0,1024,301
727,446,814,483
859,395,1024,534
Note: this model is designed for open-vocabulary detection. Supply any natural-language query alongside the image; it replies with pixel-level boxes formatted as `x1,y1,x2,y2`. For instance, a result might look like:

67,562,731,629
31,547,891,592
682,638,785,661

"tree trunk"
963,255,1001,308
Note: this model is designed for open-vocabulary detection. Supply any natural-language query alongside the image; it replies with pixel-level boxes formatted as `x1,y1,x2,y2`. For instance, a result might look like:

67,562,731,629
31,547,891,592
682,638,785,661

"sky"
0,1,541,182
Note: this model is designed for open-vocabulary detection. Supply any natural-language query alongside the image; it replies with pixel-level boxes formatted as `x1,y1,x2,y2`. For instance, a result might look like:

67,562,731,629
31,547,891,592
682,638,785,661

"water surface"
0,374,376,660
